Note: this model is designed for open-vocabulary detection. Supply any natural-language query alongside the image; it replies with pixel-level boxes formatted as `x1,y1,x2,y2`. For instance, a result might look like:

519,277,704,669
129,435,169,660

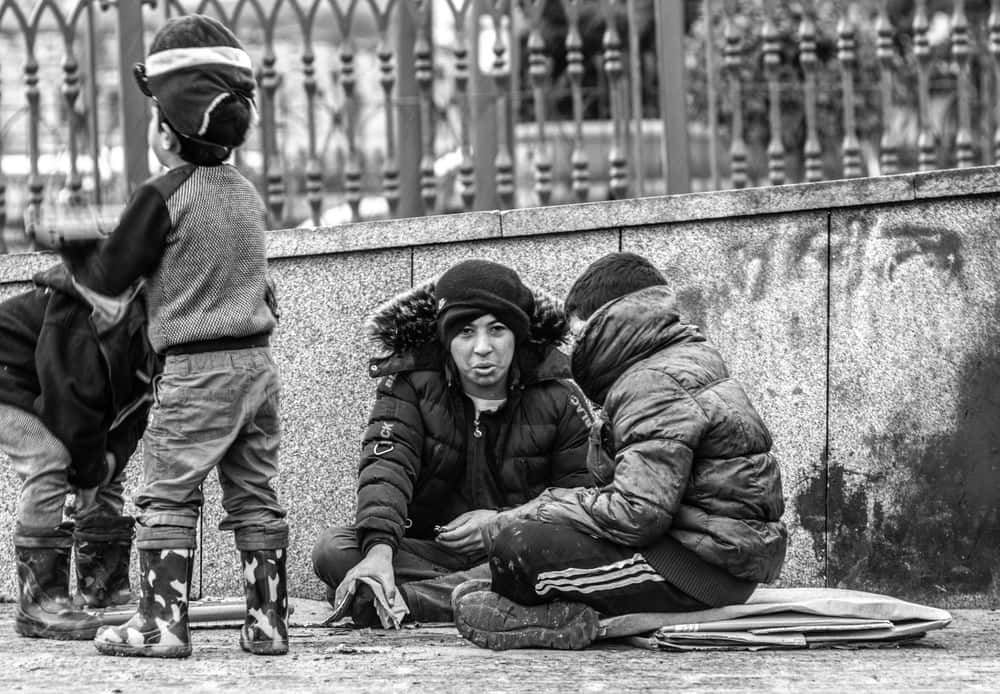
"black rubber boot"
74,515,136,608
14,544,102,640
94,548,193,658
239,548,290,655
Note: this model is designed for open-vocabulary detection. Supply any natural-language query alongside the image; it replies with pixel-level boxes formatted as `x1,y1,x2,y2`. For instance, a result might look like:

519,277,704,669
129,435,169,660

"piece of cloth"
0,264,155,488
351,281,594,556
540,284,787,584
435,259,535,346
330,576,410,629
70,164,276,355
312,526,491,623
486,519,714,616
134,347,287,550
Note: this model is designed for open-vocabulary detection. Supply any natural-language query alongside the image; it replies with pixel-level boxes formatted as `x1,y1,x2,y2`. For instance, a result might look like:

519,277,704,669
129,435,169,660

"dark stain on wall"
879,224,964,283
797,351,1000,601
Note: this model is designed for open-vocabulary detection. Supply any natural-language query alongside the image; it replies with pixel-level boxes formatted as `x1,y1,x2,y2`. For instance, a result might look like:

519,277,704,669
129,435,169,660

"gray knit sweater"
74,164,276,353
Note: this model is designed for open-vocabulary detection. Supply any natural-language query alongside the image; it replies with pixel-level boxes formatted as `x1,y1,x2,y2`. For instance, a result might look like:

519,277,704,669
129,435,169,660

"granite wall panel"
823,198,1000,602
624,212,829,587
193,250,412,600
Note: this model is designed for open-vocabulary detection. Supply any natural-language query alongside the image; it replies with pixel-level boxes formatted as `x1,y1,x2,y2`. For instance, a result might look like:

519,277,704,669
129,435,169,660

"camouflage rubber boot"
93,548,193,658
453,586,600,651
74,515,136,608
239,548,289,655
14,545,102,640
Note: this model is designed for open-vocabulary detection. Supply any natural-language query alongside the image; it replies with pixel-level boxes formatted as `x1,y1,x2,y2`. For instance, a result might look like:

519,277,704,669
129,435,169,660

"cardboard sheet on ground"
597,587,952,651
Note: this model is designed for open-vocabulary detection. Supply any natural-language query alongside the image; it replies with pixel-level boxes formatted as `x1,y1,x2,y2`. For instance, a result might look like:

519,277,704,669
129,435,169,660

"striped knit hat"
134,14,255,146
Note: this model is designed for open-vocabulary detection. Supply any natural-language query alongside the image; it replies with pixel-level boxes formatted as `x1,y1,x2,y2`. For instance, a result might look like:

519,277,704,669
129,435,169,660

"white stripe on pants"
535,553,665,597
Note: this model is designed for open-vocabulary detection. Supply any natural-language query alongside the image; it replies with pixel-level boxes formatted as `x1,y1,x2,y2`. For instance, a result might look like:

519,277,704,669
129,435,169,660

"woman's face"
449,313,516,399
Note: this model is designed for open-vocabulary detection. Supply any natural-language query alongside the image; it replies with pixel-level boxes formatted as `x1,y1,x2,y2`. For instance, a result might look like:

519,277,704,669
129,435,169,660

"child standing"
70,14,289,658
0,263,153,640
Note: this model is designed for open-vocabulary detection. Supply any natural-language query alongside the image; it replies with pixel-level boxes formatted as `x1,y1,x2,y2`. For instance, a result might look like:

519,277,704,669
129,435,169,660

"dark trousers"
311,526,491,622
487,520,708,616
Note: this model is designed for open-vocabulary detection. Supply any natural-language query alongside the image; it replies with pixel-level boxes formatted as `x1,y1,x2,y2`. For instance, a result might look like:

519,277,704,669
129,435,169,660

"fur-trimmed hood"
366,280,571,383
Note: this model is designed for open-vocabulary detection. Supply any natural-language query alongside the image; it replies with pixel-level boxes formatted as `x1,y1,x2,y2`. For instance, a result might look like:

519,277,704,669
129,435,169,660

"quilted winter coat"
527,286,787,584
354,282,595,555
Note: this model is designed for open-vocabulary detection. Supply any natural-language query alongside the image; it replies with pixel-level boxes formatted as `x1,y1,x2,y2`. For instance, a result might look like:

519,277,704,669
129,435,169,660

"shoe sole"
15,616,99,641
240,640,289,656
455,594,600,651
94,640,192,658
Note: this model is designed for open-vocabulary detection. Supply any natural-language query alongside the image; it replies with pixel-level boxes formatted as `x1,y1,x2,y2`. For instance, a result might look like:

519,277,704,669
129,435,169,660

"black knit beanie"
435,260,535,347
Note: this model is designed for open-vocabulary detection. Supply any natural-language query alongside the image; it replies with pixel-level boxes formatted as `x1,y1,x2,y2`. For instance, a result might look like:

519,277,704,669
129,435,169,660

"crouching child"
0,262,155,640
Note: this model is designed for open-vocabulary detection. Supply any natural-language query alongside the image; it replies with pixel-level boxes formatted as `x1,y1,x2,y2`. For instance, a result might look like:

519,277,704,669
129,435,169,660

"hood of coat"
366,280,570,384
570,285,706,406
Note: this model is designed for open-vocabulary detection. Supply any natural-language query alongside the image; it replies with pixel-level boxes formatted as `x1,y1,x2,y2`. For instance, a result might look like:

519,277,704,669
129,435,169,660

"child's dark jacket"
0,264,155,487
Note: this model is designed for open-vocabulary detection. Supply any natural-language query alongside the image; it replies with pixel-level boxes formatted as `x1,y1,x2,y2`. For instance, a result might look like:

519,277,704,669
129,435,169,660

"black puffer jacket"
528,286,787,584
0,264,156,487
355,281,595,554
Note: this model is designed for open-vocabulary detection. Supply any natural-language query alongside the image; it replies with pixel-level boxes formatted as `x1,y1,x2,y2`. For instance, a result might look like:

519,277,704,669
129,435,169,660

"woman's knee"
311,526,362,584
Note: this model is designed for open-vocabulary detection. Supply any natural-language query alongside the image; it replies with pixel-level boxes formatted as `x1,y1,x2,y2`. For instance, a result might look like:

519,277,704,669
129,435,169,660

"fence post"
654,1,690,194
471,0,499,210
115,0,149,195
397,3,423,217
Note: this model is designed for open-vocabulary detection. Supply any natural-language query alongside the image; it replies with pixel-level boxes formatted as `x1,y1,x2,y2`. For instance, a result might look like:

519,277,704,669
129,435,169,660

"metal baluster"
259,21,285,224
368,0,400,216
913,0,937,171
705,0,720,191
875,2,898,175
444,0,475,210
799,5,822,182
24,34,43,246
0,67,5,253
85,0,102,207
523,0,552,205
489,0,514,209
405,0,435,214
952,0,974,168
61,30,83,207
333,0,363,221
296,3,322,226
626,0,643,195
762,6,785,185
561,0,589,202
991,0,1000,163
603,0,628,199
724,4,747,188
838,4,861,178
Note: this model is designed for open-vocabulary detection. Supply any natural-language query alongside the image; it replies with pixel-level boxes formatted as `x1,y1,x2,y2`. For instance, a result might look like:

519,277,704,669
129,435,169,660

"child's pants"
135,346,288,551
486,519,711,616
0,403,124,545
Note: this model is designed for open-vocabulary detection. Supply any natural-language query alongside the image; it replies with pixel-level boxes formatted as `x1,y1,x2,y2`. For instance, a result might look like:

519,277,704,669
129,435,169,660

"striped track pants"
487,519,707,616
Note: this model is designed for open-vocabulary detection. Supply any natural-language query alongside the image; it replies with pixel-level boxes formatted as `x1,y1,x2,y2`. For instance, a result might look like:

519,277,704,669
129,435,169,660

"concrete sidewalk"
0,600,998,693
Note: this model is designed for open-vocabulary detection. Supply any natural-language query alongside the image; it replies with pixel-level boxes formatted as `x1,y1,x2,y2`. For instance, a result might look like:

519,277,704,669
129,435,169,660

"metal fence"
1,0,998,253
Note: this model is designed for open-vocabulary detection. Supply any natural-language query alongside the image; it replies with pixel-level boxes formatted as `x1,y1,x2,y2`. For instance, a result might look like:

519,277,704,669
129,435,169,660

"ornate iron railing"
1,0,999,253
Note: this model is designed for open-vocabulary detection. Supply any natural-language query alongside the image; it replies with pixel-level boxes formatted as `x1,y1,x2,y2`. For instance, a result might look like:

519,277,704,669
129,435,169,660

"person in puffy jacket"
311,259,594,625
0,262,154,641
453,252,788,650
